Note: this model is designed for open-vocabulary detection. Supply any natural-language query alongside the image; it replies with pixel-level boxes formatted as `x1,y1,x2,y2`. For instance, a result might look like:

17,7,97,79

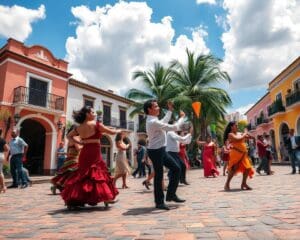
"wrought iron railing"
102,116,134,131
286,90,300,107
256,116,269,126
13,86,64,111
268,99,285,116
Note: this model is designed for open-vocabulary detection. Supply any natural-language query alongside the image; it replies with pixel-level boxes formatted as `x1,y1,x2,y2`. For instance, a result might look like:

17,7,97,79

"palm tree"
126,63,179,118
171,50,232,163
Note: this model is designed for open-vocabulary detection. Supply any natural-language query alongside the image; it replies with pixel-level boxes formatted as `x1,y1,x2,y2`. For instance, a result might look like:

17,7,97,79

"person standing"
221,139,231,176
178,132,191,170
132,141,146,178
285,129,300,174
256,135,270,175
61,106,120,209
166,128,192,185
56,142,66,171
144,100,185,210
113,132,131,189
223,121,254,191
7,129,28,188
0,128,9,193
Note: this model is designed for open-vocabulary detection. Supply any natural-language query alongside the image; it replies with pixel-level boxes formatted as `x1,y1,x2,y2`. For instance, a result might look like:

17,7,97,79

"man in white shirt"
144,99,185,210
166,125,192,185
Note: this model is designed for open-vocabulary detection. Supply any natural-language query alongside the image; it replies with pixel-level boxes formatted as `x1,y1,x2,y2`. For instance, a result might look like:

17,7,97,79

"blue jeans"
10,154,26,186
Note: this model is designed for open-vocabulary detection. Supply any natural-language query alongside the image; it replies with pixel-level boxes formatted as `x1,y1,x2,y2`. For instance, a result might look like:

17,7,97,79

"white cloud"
0,4,45,41
220,0,300,90
65,1,210,93
196,0,216,5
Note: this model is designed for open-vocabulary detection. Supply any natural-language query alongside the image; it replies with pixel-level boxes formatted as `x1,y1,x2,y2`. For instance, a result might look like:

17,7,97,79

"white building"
225,111,246,122
66,79,146,169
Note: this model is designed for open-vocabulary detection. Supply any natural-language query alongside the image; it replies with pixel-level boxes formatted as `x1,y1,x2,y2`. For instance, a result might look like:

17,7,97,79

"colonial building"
67,79,146,169
0,38,71,174
267,57,300,161
245,92,276,159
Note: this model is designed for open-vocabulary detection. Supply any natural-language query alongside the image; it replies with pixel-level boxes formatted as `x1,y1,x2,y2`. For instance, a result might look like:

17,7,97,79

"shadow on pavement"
123,205,180,216
48,206,110,215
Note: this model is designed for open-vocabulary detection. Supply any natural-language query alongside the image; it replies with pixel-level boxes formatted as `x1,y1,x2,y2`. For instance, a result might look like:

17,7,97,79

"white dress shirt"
291,136,297,149
166,131,192,152
146,111,184,149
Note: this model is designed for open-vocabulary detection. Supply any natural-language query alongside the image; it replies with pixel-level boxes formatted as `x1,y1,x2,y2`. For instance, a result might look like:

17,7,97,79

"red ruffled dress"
61,124,119,207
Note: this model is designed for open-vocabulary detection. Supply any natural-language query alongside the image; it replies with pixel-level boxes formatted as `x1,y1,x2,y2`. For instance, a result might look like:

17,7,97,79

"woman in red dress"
61,106,120,209
198,135,219,177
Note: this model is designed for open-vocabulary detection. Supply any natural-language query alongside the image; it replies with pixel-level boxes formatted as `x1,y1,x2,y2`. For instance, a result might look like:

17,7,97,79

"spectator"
0,128,9,193
56,142,66,171
7,129,28,188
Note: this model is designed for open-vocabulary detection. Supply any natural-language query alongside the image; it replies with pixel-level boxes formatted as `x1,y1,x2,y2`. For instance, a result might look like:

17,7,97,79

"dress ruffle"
61,143,118,206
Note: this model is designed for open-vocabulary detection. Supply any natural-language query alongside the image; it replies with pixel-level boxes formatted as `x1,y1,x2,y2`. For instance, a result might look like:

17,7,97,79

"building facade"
245,92,276,159
267,57,300,161
0,38,71,174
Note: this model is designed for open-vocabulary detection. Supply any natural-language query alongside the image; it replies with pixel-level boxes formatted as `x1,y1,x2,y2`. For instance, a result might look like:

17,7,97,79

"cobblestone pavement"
0,166,299,240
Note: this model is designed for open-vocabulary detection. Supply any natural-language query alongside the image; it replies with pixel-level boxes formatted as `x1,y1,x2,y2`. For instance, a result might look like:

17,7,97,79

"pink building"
245,92,277,160
0,38,71,174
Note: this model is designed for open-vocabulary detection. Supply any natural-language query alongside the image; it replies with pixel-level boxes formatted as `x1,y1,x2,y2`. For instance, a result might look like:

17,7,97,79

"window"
103,104,111,126
119,108,127,129
29,77,48,107
294,78,300,90
83,94,95,108
276,93,282,101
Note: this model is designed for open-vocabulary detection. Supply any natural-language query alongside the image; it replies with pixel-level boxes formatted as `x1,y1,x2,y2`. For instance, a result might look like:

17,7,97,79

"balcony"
256,117,270,126
13,86,64,112
268,99,285,117
286,89,300,108
102,116,134,131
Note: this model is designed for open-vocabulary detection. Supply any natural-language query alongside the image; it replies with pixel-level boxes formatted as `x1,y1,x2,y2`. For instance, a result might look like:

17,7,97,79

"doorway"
20,119,46,174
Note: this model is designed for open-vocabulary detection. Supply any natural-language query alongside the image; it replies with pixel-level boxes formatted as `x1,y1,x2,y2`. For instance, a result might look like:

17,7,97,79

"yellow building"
268,57,300,161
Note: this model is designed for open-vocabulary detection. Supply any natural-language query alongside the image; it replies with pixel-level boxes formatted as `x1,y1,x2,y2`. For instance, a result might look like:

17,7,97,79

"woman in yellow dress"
223,121,255,191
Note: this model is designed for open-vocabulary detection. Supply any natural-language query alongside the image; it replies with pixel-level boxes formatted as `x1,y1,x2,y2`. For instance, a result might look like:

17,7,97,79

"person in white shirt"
166,124,192,185
285,129,300,174
144,99,185,210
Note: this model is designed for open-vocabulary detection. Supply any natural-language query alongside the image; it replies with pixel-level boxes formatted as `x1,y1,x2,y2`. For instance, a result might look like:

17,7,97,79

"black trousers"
167,151,187,183
147,147,180,205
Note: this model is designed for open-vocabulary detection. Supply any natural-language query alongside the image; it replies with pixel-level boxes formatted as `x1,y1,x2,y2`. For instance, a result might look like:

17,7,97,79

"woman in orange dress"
223,121,255,191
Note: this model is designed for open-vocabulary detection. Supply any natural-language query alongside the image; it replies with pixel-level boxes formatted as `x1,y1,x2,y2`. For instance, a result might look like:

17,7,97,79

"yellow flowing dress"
228,137,254,178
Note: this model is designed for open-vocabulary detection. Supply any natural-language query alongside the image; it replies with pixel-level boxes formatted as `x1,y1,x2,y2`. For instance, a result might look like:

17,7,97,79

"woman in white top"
113,132,131,189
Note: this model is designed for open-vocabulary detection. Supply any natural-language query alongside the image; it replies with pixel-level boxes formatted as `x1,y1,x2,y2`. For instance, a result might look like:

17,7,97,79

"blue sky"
0,0,299,115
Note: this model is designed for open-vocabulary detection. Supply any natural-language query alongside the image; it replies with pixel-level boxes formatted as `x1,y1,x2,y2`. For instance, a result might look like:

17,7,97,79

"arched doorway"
101,135,111,168
20,119,46,175
280,123,290,143
269,129,277,161
296,117,300,135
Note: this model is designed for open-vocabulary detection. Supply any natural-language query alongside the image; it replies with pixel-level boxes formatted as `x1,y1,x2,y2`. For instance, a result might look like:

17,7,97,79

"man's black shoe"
155,204,170,210
21,184,28,189
182,181,190,185
291,171,296,174
166,196,186,203
7,185,18,189
256,169,261,175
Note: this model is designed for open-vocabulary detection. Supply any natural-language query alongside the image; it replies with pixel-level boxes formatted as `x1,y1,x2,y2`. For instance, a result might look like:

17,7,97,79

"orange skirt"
228,147,254,178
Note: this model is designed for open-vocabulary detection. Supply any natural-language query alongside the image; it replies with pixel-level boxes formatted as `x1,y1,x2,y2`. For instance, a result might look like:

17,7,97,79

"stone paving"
0,165,299,240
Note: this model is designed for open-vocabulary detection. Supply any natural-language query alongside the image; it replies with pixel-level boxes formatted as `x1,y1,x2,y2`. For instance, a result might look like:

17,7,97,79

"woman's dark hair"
0,128,2,136
143,99,157,114
73,106,92,124
115,132,122,142
223,121,236,143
